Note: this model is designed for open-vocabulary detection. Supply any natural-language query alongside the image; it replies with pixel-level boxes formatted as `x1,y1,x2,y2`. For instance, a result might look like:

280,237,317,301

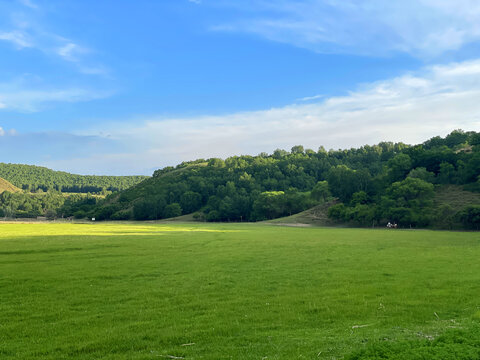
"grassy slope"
433,184,480,211
1,223,479,359
267,200,337,226
430,185,480,229
0,177,21,193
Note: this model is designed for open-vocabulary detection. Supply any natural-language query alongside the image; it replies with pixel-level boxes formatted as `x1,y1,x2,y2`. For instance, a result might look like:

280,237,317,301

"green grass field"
1,223,479,359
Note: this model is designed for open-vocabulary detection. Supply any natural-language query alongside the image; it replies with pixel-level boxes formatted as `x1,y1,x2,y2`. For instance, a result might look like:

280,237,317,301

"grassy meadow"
0,223,479,359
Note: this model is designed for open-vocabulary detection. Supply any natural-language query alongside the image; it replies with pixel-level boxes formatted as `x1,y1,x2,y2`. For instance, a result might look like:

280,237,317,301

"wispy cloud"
57,42,82,61
188,0,201,4
0,30,32,48
0,77,112,112
54,42,109,75
211,0,480,58
18,0,38,10
0,127,17,136
297,94,324,102
0,2,109,76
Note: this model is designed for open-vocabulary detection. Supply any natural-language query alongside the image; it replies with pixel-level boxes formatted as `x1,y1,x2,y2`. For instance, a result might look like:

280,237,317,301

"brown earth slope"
267,200,339,227
0,177,21,193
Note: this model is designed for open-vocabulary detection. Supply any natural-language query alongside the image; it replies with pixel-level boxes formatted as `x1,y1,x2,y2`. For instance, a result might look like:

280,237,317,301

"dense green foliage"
458,205,480,230
91,130,480,228
0,191,98,219
1,223,479,359
0,163,147,193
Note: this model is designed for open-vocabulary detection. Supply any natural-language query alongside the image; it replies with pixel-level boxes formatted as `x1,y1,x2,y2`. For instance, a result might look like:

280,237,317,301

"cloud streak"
211,0,480,58
0,2,108,76
0,30,32,48
0,77,112,112
297,94,324,102
18,0,38,10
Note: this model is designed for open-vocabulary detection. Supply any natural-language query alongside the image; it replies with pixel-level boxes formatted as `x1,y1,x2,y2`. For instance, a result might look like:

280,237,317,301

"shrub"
164,203,182,218
111,209,132,220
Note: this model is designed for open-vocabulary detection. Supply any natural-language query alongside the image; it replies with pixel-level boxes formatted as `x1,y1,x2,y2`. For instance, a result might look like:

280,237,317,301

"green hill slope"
430,185,480,229
0,163,148,193
0,177,21,193
433,184,480,210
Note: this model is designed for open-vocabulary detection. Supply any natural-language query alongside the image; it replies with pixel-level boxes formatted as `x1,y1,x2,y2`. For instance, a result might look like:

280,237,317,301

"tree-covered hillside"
0,163,148,193
87,130,480,229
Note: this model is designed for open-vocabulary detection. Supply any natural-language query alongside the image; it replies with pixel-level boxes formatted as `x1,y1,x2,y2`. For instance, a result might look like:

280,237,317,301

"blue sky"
0,0,479,174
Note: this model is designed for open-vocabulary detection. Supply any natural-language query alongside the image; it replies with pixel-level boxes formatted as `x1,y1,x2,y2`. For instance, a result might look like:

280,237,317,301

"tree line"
77,129,480,229
0,191,97,219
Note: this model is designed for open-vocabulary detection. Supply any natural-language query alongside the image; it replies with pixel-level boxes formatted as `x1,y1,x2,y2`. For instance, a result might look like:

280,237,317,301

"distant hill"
0,177,21,193
0,163,149,194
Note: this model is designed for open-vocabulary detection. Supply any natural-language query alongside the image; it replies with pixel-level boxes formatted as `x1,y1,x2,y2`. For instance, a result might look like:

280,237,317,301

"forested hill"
0,163,148,193
89,129,480,229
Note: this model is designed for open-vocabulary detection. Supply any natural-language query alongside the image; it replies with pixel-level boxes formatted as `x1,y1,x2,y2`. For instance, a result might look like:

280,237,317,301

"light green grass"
0,223,479,359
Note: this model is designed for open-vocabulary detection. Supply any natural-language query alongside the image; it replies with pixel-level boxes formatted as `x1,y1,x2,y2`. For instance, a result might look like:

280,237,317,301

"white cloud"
18,0,38,9
0,4,108,76
188,0,201,4
56,58,480,175
57,42,81,61
55,43,109,76
0,77,112,112
0,30,32,48
0,127,17,136
297,94,324,102
211,0,480,57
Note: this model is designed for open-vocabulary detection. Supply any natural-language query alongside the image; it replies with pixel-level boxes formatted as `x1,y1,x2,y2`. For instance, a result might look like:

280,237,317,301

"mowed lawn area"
0,223,479,359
